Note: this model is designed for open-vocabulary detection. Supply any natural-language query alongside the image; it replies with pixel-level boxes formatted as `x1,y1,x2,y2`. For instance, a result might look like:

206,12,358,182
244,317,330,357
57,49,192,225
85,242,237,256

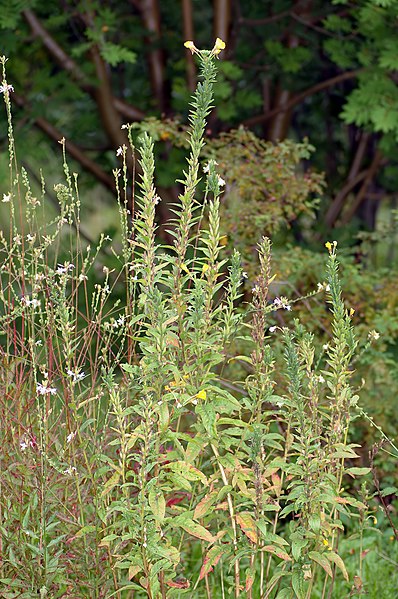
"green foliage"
0,42,397,599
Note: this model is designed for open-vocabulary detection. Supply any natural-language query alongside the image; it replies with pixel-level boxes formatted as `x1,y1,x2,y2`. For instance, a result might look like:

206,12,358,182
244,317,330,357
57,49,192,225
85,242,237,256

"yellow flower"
202,263,210,274
325,240,337,254
196,389,207,400
184,40,197,54
212,37,226,55
322,538,329,547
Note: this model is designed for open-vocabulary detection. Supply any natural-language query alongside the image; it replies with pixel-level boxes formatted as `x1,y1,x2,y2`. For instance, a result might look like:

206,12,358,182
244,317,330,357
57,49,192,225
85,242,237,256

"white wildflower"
368,330,380,341
218,176,226,187
20,439,28,451
273,296,291,311
269,326,277,333
66,431,77,444
36,382,57,396
116,145,126,156
56,262,74,275
241,271,248,279
0,83,14,94
63,466,77,476
318,375,325,384
2,193,11,203
67,369,85,383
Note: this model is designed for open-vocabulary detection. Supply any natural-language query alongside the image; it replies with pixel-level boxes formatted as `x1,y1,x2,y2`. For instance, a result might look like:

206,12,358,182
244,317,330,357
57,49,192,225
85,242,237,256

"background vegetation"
0,1,397,597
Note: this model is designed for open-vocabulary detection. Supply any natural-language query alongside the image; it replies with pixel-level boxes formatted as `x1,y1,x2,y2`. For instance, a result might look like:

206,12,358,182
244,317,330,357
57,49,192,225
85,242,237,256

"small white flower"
154,195,161,205
63,466,77,476
176,401,182,408
20,439,28,451
36,382,57,396
2,193,11,203
116,145,126,156
322,343,329,351
78,273,88,282
318,375,325,384
0,83,14,94
269,326,277,333
218,176,226,187
241,271,248,279
67,369,85,383
121,124,128,130
273,296,291,311
368,330,380,341
21,296,40,309
66,431,77,444
26,233,35,243
56,262,74,275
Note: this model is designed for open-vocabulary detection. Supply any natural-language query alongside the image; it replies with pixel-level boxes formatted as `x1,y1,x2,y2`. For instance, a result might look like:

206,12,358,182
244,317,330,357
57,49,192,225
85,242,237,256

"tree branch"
243,69,363,129
12,93,116,191
182,0,196,91
23,9,145,122
135,0,167,113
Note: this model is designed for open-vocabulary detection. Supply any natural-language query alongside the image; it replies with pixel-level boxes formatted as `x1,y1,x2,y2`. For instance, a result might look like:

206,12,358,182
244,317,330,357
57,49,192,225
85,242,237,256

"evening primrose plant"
0,44,395,599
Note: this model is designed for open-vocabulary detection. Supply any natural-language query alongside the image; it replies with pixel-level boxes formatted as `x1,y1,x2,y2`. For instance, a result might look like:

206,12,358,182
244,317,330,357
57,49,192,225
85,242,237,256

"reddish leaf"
166,579,190,588
194,491,218,520
236,512,258,544
261,545,291,561
179,519,216,542
199,545,224,580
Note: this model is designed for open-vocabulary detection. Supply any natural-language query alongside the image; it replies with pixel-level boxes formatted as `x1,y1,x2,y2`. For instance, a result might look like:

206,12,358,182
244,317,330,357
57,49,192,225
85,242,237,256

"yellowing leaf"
101,470,120,497
194,491,218,520
309,551,333,577
261,545,291,561
199,545,224,580
236,512,258,544
326,551,349,581
179,519,216,543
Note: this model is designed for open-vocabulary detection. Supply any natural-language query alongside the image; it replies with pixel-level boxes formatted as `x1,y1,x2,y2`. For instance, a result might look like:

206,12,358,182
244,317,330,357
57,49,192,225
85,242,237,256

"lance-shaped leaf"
194,491,218,520
199,545,224,580
236,512,258,544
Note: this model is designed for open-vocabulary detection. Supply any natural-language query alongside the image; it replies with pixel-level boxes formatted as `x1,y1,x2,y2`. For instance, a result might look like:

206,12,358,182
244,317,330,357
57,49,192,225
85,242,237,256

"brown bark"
342,149,383,225
182,0,196,91
325,132,370,228
135,0,167,113
266,0,313,141
213,0,232,44
23,9,145,122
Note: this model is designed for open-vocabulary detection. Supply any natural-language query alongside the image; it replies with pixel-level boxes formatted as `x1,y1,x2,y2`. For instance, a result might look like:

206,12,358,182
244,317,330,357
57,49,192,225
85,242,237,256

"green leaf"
100,42,137,66
326,551,349,581
308,551,333,577
345,467,371,477
194,491,218,520
148,489,166,522
292,569,307,599
176,518,216,543
199,545,224,580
